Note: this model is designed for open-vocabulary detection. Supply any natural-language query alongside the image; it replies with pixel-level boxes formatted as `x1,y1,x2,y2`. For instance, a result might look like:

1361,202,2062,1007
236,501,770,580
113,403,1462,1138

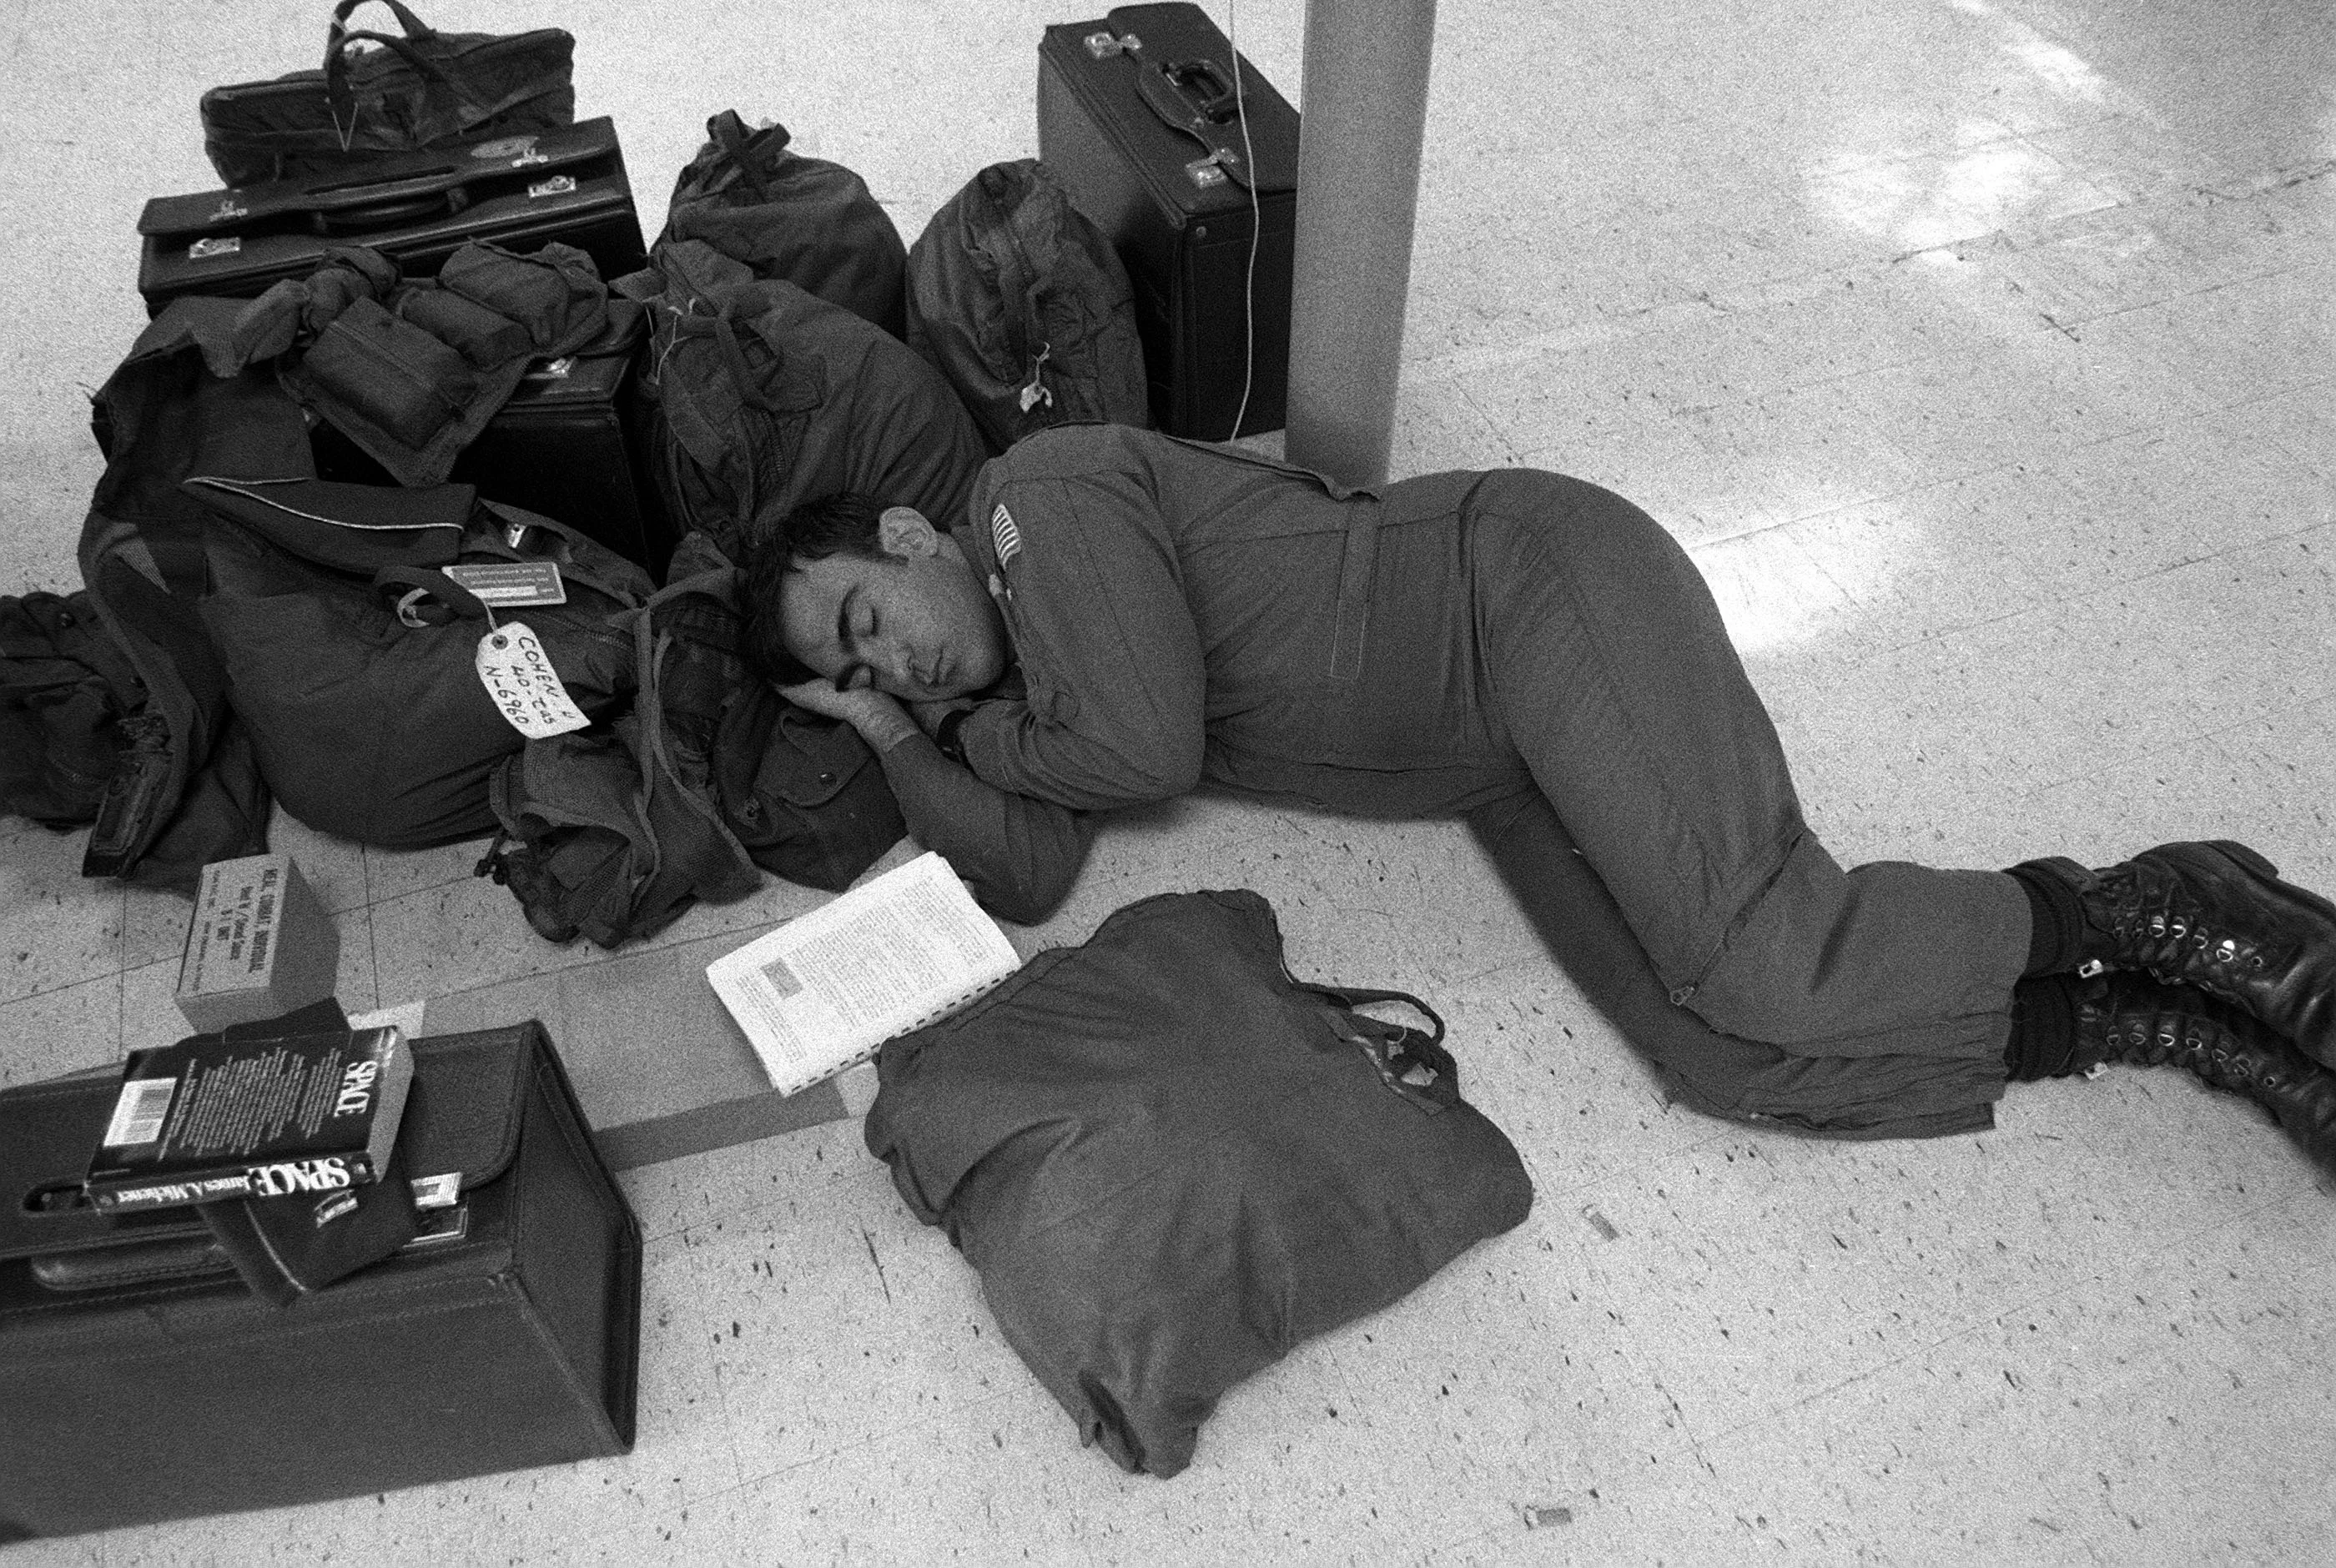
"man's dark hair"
740,492,893,687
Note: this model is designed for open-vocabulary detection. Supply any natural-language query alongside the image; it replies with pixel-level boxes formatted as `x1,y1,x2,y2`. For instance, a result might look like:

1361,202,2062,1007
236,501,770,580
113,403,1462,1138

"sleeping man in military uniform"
741,422,2336,1168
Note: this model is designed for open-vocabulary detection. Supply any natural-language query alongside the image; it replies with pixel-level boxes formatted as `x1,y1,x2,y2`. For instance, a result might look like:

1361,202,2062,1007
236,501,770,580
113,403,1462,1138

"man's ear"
876,505,939,560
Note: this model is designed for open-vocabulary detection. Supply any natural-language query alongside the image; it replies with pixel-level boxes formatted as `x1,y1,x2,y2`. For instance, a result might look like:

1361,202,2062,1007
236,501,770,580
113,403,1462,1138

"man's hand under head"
777,679,923,754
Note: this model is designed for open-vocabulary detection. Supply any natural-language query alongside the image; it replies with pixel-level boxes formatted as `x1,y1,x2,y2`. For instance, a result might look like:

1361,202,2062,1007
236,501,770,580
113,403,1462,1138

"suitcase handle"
1135,56,1257,188
330,0,440,43
324,1,492,146
1160,59,1240,123
303,169,471,234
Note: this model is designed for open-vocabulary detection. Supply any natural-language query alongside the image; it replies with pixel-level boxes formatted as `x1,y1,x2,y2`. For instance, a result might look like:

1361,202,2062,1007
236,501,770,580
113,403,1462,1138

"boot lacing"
2114,880,2271,978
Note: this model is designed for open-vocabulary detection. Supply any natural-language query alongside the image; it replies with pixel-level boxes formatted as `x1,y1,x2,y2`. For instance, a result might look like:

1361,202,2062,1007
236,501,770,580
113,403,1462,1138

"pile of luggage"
2,0,1297,946
0,8,1555,1521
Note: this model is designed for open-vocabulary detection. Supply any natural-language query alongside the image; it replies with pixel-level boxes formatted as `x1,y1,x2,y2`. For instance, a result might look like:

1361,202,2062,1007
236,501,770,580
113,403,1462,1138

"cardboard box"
174,855,340,1033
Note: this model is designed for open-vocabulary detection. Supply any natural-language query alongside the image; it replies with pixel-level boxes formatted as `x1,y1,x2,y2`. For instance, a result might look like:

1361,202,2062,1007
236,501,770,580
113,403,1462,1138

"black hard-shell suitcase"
1038,3,1299,440
0,1022,642,1541
138,117,647,314
311,308,680,578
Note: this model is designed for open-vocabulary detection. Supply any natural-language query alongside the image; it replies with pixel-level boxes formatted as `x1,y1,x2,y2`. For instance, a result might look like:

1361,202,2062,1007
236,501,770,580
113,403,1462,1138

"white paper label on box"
475,621,591,739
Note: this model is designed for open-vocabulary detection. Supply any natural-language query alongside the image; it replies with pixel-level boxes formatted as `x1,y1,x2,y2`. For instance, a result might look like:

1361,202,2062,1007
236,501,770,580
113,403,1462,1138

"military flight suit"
942,424,2031,1138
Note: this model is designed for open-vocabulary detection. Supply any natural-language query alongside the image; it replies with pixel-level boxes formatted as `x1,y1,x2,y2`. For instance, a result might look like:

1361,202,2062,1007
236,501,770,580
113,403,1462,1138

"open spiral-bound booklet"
707,852,1023,1098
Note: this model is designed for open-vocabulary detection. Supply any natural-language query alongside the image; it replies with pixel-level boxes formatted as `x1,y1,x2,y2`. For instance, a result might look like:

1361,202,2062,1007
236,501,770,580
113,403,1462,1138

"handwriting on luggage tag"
475,621,590,739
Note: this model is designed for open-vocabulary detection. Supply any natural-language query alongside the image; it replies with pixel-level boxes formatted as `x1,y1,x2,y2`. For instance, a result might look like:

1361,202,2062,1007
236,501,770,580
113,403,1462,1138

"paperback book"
707,852,1021,1096
84,1023,414,1212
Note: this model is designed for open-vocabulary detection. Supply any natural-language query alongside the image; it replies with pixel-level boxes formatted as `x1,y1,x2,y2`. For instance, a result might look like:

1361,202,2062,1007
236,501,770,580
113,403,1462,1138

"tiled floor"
4,0,2333,1560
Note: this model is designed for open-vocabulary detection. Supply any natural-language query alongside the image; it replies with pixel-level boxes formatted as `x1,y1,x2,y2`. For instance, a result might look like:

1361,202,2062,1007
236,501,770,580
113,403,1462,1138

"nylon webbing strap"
708,110,781,203
981,170,1039,380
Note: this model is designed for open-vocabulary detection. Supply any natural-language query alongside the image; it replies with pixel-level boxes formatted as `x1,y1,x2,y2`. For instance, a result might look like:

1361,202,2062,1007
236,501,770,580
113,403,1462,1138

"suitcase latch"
188,235,243,261
1085,28,1140,58
524,356,576,380
208,199,249,224
526,175,577,200
1185,155,1231,189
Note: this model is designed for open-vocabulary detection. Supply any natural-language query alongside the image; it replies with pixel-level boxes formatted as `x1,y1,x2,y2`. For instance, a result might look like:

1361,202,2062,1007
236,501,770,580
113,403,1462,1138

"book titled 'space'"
83,1024,414,1212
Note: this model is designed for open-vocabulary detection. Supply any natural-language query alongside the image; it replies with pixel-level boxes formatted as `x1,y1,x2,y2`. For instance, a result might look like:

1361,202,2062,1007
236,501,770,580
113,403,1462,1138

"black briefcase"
0,1022,642,1541
137,116,647,314
311,307,680,577
1038,3,1299,440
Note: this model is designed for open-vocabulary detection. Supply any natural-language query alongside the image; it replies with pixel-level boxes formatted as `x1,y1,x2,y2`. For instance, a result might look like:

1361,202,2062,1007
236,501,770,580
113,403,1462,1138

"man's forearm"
783,686,1094,922
870,729,1095,926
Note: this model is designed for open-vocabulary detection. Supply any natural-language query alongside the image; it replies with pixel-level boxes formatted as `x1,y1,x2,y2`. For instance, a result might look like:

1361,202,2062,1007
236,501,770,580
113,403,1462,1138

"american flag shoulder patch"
990,502,1023,566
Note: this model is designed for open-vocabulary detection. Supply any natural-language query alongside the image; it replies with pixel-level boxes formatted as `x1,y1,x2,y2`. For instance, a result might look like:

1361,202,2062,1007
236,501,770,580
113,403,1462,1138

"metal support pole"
1283,0,1438,488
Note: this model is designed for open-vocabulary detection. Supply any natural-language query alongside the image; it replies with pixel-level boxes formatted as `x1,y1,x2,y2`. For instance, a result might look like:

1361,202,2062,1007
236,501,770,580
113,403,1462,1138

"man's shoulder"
967,426,1173,583
979,421,1164,485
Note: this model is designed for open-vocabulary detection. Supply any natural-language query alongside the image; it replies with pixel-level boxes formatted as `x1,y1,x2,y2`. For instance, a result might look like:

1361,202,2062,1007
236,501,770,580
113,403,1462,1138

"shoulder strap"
973,166,1040,382
370,565,490,623
1293,982,1444,1042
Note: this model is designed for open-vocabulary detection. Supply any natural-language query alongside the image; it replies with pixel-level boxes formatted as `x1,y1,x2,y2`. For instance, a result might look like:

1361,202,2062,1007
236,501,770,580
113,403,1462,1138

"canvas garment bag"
618,240,987,555
866,887,1534,1476
187,486,648,849
904,158,1150,455
659,110,909,339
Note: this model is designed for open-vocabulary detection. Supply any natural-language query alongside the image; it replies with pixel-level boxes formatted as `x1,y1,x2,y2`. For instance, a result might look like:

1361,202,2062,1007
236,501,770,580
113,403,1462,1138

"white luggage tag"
475,619,590,738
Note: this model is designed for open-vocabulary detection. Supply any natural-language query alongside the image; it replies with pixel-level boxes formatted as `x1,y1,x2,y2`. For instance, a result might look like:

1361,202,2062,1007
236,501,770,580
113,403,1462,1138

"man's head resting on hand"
743,493,1010,703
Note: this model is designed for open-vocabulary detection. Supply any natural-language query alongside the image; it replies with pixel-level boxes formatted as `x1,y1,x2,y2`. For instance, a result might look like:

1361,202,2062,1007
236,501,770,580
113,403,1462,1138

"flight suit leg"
1467,470,2026,1062
1467,790,2007,1135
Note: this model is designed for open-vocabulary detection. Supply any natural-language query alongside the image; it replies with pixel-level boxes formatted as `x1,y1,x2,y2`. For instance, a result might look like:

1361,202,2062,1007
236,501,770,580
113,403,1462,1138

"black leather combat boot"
2077,972,2336,1177
2019,841,2336,1069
